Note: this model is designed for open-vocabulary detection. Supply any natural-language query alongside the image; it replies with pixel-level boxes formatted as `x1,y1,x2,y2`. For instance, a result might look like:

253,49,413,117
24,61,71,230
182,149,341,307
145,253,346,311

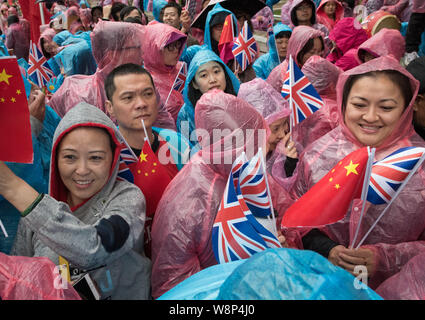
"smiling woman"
0,102,151,300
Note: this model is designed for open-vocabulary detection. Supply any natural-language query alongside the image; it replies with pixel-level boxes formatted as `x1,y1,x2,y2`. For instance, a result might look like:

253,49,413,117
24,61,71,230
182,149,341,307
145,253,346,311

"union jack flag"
117,141,138,183
281,55,324,126
239,151,273,218
212,154,280,264
173,62,187,93
28,41,54,88
367,146,425,205
232,21,257,72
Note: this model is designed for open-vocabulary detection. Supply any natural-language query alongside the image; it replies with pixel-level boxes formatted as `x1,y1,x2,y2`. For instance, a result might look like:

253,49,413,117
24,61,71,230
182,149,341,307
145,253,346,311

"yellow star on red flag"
0,68,12,85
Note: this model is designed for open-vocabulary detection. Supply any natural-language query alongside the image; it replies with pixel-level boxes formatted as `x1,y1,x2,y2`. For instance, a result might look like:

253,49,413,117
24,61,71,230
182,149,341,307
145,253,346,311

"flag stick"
0,218,8,238
141,119,150,146
289,55,294,135
350,147,375,249
164,62,184,108
355,154,425,249
259,147,278,238
39,3,45,25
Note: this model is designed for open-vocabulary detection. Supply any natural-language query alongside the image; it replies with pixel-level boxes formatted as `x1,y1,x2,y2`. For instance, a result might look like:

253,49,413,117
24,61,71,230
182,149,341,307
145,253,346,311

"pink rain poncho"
266,25,325,93
48,21,145,117
375,252,425,300
283,56,425,290
357,28,405,63
326,17,369,71
5,16,30,61
142,22,187,123
316,0,344,32
0,253,81,300
292,55,342,149
150,90,294,298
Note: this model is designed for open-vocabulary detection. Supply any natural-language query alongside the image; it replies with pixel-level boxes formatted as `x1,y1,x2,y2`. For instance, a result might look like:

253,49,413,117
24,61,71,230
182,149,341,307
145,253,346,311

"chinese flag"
0,57,33,163
132,139,173,217
282,147,370,228
218,14,235,64
18,0,51,43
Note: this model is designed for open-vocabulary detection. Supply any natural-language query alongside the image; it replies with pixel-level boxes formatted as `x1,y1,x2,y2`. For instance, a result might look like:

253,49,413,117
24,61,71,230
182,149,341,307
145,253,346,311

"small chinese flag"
132,139,173,217
282,147,370,228
0,57,33,163
218,14,235,64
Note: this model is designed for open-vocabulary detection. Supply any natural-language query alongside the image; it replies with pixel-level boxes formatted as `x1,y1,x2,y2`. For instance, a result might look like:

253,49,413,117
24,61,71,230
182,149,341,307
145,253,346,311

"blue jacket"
253,23,292,80
176,48,240,152
152,0,168,21
203,3,238,55
0,106,61,254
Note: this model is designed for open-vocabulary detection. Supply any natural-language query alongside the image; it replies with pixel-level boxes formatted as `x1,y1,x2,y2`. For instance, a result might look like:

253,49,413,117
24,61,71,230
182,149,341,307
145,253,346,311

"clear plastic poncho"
151,90,294,298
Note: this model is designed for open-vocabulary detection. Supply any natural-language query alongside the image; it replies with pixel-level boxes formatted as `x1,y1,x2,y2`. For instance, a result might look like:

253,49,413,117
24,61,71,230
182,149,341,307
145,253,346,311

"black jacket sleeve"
302,228,339,258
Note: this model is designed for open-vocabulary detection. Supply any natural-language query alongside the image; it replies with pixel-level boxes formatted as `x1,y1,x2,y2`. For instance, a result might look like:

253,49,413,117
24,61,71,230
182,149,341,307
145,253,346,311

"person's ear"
413,94,425,112
105,100,114,117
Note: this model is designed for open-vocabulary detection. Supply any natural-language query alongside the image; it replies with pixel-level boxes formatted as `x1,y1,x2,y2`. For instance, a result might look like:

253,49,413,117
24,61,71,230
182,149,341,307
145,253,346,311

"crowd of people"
0,0,425,300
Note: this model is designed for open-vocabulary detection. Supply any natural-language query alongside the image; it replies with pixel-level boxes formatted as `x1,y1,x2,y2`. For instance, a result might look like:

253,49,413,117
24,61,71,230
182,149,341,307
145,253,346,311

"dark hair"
7,14,19,26
124,16,143,25
291,0,316,26
406,56,425,95
104,63,155,101
275,30,292,40
120,6,143,21
111,2,127,21
188,61,236,108
91,5,102,16
159,2,182,21
341,70,414,113
297,36,324,66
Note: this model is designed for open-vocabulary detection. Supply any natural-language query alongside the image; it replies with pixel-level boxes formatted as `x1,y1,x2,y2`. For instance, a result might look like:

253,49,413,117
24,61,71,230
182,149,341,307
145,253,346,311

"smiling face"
106,73,158,134
323,1,337,17
57,127,113,208
344,74,406,147
192,60,227,94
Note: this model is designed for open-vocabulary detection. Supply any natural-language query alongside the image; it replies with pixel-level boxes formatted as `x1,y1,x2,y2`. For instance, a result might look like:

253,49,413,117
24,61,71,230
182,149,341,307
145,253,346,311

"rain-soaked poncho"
217,248,382,300
176,48,240,146
266,25,325,93
142,22,187,122
357,28,405,63
0,253,81,300
47,21,144,117
253,23,292,80
151,90,294,298
5,18,30,61
326,17,369,71
316,0,344,32
283,56,425,290
375,252,425,300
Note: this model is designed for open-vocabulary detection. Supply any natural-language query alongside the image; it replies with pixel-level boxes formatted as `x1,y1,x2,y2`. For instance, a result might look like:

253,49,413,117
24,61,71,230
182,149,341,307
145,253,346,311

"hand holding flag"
28,41,55,89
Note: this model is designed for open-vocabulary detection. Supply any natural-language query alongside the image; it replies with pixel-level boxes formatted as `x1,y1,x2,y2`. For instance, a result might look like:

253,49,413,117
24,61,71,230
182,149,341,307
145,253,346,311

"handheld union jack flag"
367,146,425,205
212,153,280,264
232,21,257,72
173,62,187,93
28,41,54,88
281,55,324,127
116,140,138,183
239,151,273,218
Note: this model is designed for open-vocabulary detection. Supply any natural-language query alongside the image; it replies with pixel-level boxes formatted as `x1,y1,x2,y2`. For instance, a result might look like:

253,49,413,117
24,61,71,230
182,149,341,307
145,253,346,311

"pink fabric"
79,8,93,30
413,0,425,13
252,6,274,31
375,253,425,300
283,56,425,290
357,28,405,62
327,17,368,70
142,23,187,123
48,21,145,117
151,90,294,298
382,0,413,20
316,0,345,32
0,253,81,300
281,0,293,25
266,25,325,92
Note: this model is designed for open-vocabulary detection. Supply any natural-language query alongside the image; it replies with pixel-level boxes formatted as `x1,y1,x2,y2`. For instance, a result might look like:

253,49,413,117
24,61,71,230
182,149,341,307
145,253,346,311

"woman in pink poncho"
283,56,425,290
316,0,345,32
357,27,405,63
142,22,187,123
266,25,325,93
150,90,294,298
5,15,30,61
